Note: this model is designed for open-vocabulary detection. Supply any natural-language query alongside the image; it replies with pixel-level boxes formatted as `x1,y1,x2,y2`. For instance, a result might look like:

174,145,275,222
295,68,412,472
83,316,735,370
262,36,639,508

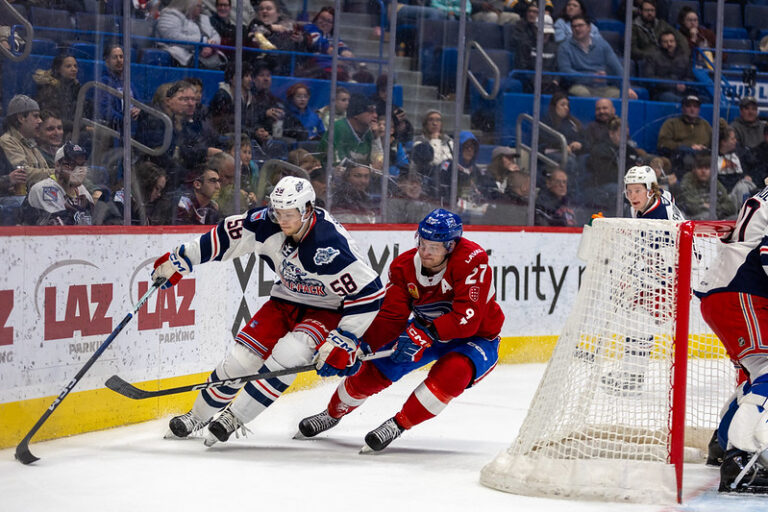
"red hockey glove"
392,318,437,363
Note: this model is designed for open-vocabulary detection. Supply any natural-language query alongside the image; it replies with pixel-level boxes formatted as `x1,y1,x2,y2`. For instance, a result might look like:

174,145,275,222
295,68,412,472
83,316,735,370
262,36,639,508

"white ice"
1,364,765,512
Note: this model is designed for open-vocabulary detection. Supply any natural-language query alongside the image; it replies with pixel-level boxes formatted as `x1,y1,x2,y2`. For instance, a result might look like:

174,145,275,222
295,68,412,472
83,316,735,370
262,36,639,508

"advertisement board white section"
0,228,584,403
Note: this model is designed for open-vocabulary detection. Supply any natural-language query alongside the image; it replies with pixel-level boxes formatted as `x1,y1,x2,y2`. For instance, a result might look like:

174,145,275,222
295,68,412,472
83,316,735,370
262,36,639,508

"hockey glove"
315,328,361,377
151,246,193,289
392,318,437,363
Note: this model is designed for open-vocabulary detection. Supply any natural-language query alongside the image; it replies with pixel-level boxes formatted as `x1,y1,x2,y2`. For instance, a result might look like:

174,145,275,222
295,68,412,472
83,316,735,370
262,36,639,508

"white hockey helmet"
624,165,657,190
269,176,316,220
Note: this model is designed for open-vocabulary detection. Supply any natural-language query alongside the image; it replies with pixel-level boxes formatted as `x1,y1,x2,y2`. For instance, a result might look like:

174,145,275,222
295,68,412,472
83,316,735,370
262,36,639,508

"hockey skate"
362,417,404,453
600,371,645,395
204,407,250,447
295,410,340,439
719,449,768,493
166,411,207,439
707,429,725,467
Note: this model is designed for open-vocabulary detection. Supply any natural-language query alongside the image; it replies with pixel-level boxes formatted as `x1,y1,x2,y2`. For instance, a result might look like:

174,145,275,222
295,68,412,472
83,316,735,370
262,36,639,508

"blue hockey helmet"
417,208,463,252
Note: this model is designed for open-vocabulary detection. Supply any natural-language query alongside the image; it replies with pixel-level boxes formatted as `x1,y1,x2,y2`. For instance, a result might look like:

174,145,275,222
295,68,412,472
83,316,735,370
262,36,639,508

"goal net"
480,219,737,504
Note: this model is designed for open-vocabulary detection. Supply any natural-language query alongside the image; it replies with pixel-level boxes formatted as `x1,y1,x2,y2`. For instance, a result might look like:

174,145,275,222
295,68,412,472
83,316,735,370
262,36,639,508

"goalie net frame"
480,219,737,505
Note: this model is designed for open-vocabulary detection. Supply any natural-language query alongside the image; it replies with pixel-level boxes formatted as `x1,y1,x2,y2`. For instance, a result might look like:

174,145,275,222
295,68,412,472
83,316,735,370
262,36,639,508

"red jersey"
363,237,505,350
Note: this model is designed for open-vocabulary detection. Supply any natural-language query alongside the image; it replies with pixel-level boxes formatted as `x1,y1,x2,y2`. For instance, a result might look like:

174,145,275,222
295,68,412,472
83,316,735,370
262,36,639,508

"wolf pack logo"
279,260,326,296
314,247,340,265
407,283,419,299
469,286,480,302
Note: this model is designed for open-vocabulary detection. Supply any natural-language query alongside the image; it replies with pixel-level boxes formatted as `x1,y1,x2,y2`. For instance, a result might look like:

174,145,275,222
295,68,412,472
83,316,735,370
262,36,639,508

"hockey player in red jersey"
697,185,768,493
296,208,505,451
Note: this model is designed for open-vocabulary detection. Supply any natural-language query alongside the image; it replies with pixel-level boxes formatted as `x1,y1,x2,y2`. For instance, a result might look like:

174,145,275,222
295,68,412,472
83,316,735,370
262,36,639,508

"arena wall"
0,224,583,448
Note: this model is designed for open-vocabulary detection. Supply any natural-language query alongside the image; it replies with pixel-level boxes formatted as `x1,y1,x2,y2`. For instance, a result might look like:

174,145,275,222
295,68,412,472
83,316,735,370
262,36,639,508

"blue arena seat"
745,4,768,31
69,42,98,61
595,19,625,37
467,21,503,50
29,7,74,43
722,27,749,40
668,0,699,25
31,38,58,56
139,48,173,67
722,39,754,67
703,2,742,28
75,13,121,42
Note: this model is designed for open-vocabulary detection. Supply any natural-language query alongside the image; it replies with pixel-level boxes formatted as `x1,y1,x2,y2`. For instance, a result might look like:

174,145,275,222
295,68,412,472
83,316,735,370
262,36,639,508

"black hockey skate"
296,410,340,438
719,449,768,493
363,417,404,452
707,429,725,467
168,411,207,438
205,407,247,446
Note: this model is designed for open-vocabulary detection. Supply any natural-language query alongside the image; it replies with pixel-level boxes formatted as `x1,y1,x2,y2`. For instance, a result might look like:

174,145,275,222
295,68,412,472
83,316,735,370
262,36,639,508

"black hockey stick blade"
105,349,394,400
14,278,165,464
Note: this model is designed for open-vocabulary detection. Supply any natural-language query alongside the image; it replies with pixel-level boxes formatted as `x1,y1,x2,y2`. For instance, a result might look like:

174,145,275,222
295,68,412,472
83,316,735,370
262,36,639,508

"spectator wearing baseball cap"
0,94,51,195
657,94,712,166
317,93,383,170
22,141,94,226
731,96,765,151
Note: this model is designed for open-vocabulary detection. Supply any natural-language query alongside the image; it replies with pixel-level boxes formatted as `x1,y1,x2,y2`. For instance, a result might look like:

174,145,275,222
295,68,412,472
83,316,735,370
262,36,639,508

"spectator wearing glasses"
175,163,221,224
630,0,688,64
557,15,638,99
535,168,576,226
208,0,245,48
22,142,93,226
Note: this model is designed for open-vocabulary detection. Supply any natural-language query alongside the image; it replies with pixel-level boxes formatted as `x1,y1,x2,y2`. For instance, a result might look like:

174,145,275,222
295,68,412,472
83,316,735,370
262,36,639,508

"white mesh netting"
480,219,736,504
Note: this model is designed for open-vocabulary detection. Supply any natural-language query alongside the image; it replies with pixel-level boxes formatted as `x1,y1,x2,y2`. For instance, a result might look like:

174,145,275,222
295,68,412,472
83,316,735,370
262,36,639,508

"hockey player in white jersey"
697,185,768,493
151,176,385,445
624,165,684,220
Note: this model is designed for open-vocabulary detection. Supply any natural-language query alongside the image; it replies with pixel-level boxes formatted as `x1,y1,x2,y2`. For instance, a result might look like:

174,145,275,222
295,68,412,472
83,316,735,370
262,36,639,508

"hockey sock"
229,358,296,423
395,352,473,429
328,362,393,419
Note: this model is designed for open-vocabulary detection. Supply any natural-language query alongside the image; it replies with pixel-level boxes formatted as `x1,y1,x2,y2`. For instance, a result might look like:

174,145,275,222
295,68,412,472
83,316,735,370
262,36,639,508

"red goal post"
480,219,737,504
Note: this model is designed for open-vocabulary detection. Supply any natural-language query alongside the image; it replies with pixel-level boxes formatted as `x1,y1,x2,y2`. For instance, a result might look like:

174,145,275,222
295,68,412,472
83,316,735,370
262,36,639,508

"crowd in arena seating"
0,0,767,227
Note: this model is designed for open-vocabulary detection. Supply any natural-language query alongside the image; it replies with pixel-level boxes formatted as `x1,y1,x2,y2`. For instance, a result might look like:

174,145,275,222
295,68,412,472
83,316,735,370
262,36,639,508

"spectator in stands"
731,96,765,151
540,92,585,156
208,0,245,49
535,167,576,226
252,122,289,162
470,0,520,25
318,93,384,169
93,160,174,225
226,133,260,204
209,61,254,136
32,52,81,136
677,6,714,68
0,95,49,191
157,0,227,69
412,109,454,166
557,15,638,99
208,152,247,215
746,124,768,186
506,171,531,206
649,155,678,196
22,141,92,226
284,82,325,141
456,130,481,196
137,80,222,189
246,0,308,74
584,98,616,151
175,163,221,224
476,146,521,200
309,167,327,208
381,112,410,177
251,60,290,139
514,6,560,93
587,116,643,210
620,0,669,22
302,7,355,81
98,44,140,132
657,95,712,166
677,153,737,220
718,125,756,207
553,0,601,44
35,110,64,168
630,0,688,64
505,0,553,19
331,161,377,223
317,86,350,130
186,77,207,122
642,29,694,103
371,75,414,145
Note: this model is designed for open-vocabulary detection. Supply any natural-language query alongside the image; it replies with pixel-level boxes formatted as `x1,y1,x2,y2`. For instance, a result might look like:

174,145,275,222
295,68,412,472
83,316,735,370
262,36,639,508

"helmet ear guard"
417,208,463,253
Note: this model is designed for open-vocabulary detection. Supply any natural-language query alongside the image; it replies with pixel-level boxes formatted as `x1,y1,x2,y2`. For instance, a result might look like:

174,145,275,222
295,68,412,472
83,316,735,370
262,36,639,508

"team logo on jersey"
42,186,59,202
407,283,419,299
279,260,326,296
469,286,480,302
281,239,298,258
250,209,267,222
314,247,340,265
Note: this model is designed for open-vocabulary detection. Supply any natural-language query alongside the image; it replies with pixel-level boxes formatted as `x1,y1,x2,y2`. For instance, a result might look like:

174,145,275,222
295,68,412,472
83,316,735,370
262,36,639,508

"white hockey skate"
295,410,341,439
361,417,404,453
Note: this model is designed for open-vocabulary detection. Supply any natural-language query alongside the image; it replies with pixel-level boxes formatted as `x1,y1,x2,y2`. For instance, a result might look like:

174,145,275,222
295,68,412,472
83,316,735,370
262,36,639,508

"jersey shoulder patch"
243,206,281,243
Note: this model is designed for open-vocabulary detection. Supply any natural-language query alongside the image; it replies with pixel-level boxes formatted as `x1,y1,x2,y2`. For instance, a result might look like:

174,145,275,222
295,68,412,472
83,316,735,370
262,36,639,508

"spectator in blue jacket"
556,14,638,99
97,44,140,132
283,82,325,141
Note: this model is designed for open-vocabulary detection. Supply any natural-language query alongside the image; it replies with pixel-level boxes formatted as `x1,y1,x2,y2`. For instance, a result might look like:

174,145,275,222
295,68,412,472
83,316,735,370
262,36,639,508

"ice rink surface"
2,364,766,512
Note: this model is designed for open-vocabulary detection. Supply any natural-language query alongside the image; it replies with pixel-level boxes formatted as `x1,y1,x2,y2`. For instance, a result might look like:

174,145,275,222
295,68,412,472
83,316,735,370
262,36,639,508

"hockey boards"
106,349,394,400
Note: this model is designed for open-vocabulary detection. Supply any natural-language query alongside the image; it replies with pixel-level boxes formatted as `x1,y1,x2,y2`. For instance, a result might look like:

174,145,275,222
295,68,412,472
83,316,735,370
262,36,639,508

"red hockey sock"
395,352,473,429
328,362,393,419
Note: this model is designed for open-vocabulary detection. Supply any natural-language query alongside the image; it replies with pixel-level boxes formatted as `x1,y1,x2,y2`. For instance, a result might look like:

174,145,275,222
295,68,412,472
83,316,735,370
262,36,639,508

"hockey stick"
105,349,395,400
15,278,166,465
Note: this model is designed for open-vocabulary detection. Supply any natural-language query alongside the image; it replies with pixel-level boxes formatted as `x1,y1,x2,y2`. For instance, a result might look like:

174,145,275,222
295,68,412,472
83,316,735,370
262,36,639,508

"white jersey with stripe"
696,186,768,300
631,190,685,220
178,207,385,338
